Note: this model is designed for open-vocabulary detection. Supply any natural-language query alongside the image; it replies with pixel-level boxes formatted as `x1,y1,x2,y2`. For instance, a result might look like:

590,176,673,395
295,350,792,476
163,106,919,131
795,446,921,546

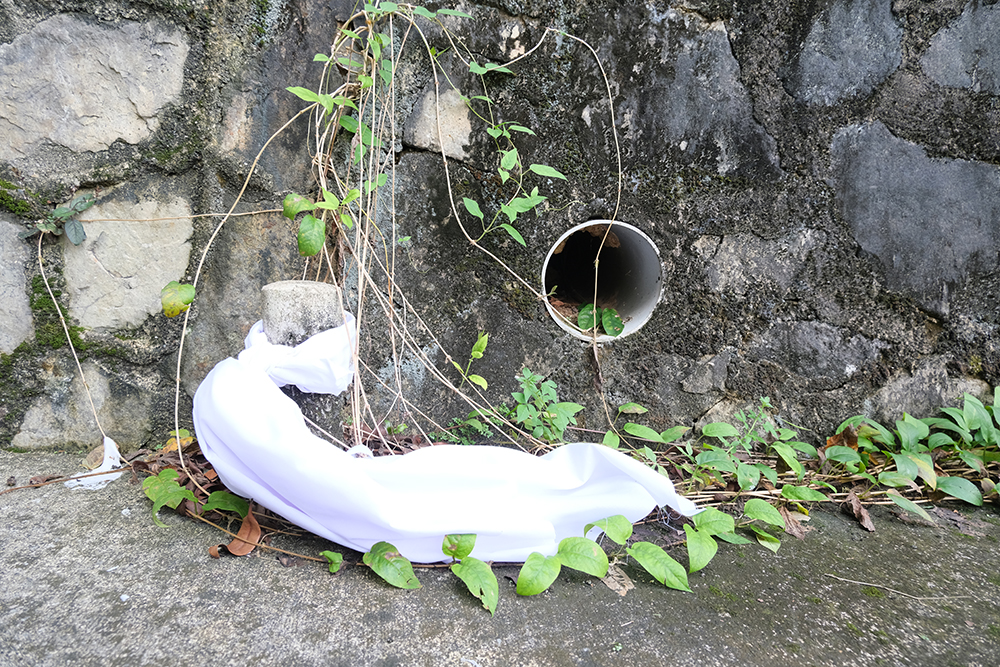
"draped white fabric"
193,318,698,563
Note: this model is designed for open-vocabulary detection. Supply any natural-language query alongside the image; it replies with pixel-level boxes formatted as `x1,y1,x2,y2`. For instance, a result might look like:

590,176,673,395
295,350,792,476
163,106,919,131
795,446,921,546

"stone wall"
1,0,997,452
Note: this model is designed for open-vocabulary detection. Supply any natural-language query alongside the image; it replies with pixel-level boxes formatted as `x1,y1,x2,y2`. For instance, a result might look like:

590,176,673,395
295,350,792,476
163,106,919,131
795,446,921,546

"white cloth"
193,317,698,563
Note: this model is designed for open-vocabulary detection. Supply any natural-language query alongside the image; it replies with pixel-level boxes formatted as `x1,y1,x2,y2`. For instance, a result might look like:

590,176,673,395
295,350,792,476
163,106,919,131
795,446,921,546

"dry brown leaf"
825,425,858,451
277,554,307,568
842,490,876,532
603,564,635,597
29,474,63,485
81,445,105,470
929,506,987,537
226,503,261,556
779,506,807,540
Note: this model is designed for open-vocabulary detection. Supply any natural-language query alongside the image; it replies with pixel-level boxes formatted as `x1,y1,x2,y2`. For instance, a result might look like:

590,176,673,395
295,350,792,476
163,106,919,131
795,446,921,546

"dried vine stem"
171,105,315,494
823,574,970,602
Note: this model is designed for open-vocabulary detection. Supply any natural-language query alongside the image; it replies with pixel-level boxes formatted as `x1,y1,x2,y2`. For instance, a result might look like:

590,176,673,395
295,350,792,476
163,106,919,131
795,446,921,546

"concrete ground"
2,449,999,667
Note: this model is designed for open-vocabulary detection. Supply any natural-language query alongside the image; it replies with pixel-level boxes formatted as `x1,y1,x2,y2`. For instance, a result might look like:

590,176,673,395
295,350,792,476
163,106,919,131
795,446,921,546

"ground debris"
603,564,635,596
842,489,876,532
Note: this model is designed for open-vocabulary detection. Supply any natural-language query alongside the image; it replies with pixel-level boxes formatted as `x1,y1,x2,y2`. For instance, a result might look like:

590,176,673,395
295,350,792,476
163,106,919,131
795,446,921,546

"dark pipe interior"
543,227,625,309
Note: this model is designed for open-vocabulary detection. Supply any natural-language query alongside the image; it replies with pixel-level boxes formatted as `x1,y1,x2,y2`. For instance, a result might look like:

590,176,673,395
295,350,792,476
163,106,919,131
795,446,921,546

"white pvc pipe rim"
541,220,663,342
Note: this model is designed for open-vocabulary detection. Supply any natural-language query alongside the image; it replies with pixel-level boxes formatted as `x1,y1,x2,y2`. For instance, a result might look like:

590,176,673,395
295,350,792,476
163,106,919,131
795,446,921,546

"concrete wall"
1,0,997,452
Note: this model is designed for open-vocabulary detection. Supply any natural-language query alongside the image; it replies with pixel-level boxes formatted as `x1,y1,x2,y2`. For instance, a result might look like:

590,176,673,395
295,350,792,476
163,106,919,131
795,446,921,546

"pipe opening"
542,221,662,341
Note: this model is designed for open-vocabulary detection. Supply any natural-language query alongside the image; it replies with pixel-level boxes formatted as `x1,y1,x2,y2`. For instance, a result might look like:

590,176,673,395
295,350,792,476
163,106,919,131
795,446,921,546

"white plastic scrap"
64,436,123,490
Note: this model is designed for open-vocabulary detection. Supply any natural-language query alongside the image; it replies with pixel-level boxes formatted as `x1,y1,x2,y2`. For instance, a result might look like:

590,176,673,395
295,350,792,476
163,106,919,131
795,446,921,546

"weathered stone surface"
830,121,1000,316
784,0,902,105
403,87,472,160
921,1,1000,94
696,229,825,296
680,350,732,395
872,355,990,420
746,321,886,386
10,360,155,451
0,216,33,354
0,14,189,161
605,6,780,176
63,195,193,330
180,210,302,398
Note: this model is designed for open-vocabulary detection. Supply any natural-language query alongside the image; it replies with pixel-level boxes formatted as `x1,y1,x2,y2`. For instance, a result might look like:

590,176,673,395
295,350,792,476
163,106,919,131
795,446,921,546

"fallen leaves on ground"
602,564,635,596
211,501,261,557
842,490,876,532
779,506,809,540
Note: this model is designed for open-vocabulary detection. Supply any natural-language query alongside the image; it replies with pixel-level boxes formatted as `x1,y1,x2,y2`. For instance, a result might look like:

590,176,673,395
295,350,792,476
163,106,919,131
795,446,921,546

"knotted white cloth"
193,317,698,563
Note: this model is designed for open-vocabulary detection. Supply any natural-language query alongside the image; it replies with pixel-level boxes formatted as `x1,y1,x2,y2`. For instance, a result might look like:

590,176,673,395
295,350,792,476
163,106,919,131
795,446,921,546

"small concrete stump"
261,280,345,346
260,280,347,440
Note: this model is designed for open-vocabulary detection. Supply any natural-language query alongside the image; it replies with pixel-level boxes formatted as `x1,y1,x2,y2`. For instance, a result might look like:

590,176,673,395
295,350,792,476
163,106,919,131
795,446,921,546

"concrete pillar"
261,280,345,345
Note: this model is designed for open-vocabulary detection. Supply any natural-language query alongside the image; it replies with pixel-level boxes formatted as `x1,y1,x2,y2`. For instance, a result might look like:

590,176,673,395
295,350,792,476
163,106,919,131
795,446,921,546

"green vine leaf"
878,471,916,488
935,476,983,506
314,189,340,211
451,557,499,615
772,442,805,480
442,534,476,560
885,490,936,523
321,550,344,574
737,462,760,490
779,485,828,502
282,193,315,219
601,307,624,337
462,197,484,222
142,469,196,527
528,163,567,180
622,422,664,443
160,281,196,318
660,425,690,443
298,215,325,256
516,552,562,596
339,115,359,133
682,525,718,574
556,537,609,578
64,218,86,245
584,515,634,545
200,491,249,518
743,498,785,528
500,148,518,171
363,541,422,589
625,541,691,592
747,525,781,553
715,531,753,545
500,223,525,246
702,422,740,440
286,86,319,103
577,303,599,331
691,507,735,536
